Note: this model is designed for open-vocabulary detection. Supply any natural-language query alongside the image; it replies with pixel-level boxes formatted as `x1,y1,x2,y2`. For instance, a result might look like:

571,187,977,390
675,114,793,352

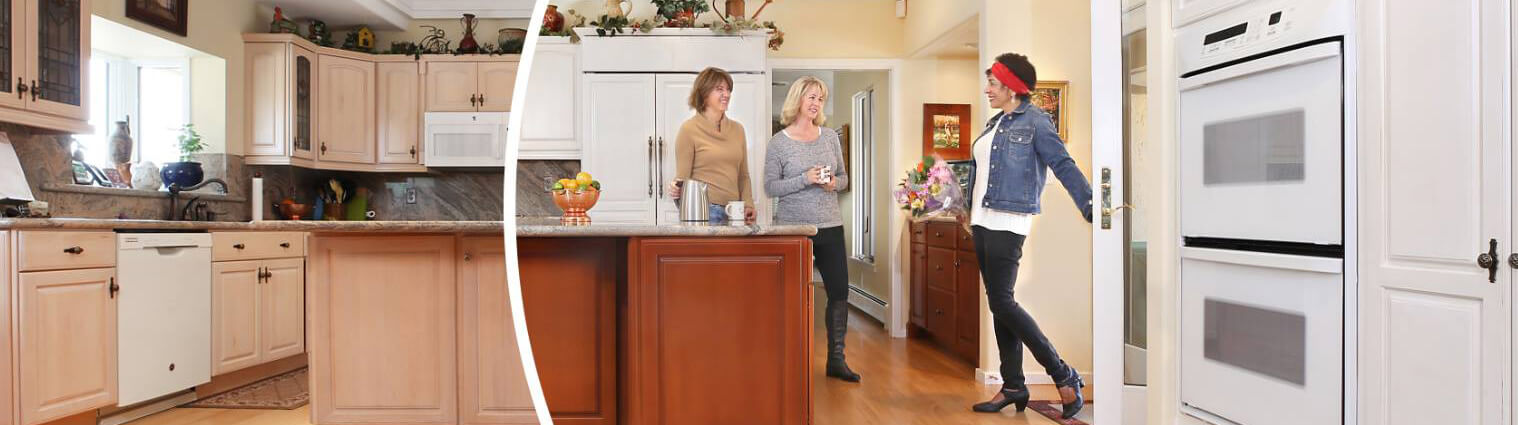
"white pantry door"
1089,0,1125,422
1359,0,1510,424
583,73,657,225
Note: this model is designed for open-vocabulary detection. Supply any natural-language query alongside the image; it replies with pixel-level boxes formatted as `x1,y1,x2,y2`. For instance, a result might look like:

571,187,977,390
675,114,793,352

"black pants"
972,225,1074,390
811,226,849,303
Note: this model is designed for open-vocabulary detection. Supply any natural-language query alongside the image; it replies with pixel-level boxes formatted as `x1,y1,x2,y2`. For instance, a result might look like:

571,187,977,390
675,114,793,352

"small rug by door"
182,368,309,410
1027,401,1093,425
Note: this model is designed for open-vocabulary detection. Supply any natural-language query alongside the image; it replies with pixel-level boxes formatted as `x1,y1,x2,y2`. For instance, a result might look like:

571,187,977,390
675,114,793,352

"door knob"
1477,239,1499,283
1100,167,1134,229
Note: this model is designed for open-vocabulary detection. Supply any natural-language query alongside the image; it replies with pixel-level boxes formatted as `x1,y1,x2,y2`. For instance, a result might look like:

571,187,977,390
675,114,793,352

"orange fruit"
564,180,580,191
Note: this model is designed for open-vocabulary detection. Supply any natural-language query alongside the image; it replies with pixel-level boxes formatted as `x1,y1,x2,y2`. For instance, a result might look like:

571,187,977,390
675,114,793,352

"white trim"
768,58,907,339
846,286,888,323
1091,1,1125,424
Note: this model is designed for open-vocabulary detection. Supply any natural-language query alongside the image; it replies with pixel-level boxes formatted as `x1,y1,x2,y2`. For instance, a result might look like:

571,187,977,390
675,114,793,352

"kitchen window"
75,52,190,169
850,89,875,263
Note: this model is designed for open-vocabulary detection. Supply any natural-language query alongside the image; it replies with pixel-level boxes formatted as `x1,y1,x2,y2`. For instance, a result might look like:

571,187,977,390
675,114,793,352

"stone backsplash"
515,160,579,217
251,166,504,221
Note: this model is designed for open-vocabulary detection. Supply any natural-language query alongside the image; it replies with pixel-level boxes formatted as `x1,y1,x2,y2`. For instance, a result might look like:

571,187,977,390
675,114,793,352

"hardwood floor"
811,293,1063,425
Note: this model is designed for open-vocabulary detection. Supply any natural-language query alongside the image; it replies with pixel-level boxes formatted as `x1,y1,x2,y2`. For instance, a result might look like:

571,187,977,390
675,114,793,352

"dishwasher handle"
109,277,119,299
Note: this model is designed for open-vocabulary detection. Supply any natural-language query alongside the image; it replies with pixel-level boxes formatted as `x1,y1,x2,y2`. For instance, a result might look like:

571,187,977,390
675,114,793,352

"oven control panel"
1176,0,1349,75
1200,7,1295,59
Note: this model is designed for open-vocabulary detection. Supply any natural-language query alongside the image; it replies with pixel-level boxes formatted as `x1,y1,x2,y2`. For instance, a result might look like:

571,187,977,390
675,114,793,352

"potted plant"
160,124,206,189
651,0,709,27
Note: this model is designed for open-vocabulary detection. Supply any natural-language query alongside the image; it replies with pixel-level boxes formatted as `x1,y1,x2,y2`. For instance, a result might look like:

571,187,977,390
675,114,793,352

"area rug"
182,368,308,410
1027,400,1092,425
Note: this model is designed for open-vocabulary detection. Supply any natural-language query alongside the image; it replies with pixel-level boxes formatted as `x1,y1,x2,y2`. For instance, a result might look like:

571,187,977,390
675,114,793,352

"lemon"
575,172,594,187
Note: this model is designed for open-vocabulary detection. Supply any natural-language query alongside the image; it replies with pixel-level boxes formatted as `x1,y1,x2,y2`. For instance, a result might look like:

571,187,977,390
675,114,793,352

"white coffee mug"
725,201,745,224
818,165,833,184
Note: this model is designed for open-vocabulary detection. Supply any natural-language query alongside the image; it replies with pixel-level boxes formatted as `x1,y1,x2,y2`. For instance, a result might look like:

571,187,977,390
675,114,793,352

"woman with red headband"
963,52,1093,419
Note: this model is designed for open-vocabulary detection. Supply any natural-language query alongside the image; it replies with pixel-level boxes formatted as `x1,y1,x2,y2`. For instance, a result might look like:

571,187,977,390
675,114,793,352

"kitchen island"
516,218,817,425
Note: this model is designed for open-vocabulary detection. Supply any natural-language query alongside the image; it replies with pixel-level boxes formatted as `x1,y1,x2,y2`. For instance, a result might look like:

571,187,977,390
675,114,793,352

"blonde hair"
780,76,829,127
688,67,735,112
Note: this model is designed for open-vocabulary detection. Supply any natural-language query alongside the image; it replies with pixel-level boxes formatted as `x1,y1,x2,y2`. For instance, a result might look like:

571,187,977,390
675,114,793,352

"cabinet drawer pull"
464,253,472,262
934,232,943,237
14,78,24,99
935,309,943,314
320,142,328,154
109,278,119,299
233,243,245,250
280,242,291,248
934,265,942,271
410,146,417,158
63,246,84,254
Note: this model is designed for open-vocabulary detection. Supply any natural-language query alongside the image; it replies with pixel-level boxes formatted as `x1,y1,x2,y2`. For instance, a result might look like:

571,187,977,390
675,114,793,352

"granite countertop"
0,218,505,233
515,217,817,237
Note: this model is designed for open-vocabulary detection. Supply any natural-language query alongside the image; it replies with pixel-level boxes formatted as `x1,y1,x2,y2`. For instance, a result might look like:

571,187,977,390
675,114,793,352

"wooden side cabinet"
0,231,12,425
17,267,117,425
458,237,537,424
210,256,304,377
907,220,980,364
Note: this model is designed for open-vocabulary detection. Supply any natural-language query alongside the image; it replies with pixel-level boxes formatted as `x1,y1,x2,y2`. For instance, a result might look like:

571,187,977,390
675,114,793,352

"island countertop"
514,217,817,237
0,218,505,233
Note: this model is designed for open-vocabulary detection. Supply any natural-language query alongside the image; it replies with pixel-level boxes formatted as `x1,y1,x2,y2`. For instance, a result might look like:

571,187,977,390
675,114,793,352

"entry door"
583,74,657,225
1359,0,1509,424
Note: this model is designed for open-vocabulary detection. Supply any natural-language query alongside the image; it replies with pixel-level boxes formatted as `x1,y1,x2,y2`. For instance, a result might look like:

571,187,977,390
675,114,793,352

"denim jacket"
966,101,1093,222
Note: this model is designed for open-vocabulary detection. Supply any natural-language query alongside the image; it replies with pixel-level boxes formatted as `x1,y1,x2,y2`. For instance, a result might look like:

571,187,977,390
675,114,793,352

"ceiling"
913,17,978,60
259,0,535,30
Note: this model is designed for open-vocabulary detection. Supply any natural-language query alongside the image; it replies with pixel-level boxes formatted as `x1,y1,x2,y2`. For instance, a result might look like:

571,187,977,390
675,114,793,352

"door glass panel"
1202,110,1306,184
1122,18,1150,387
38,0,81,106
0,0,12,94
294,55,312,153
1202,298,1307,385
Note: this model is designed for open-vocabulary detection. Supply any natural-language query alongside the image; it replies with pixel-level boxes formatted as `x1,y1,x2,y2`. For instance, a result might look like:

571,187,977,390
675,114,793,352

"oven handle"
1179,42,1340,91
1180,246,1342,274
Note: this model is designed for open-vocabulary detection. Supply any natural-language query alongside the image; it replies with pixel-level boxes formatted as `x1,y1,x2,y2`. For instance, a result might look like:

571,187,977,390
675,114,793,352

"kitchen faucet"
166,178,228,221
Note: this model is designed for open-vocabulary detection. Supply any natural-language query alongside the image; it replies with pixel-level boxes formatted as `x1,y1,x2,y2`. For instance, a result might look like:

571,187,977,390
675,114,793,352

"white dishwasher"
116,232,213,406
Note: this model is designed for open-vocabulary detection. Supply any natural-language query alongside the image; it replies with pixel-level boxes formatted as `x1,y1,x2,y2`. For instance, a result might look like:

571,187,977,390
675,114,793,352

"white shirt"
970,118,1033,235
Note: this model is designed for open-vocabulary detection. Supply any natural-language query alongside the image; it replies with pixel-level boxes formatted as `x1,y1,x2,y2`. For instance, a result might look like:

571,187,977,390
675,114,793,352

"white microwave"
424,112,508,167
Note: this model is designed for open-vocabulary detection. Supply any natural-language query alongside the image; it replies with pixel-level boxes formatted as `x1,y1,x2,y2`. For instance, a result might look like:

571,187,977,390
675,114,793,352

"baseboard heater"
849,285,886,306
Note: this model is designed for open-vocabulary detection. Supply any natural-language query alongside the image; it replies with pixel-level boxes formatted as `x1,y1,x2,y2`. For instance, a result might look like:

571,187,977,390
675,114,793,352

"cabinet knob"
280,242,291,248
935,309,943,315
935,265,942,271
410,146,417,158
320,142,327,154
233,243,245,250
934,232,942,237
464,253,472,262
14,78,24,99
30,80,37,102
63,246,83,254
1509,253,1518,269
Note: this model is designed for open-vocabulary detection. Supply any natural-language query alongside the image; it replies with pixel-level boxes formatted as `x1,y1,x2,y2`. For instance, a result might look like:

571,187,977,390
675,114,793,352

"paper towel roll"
251,177,264,221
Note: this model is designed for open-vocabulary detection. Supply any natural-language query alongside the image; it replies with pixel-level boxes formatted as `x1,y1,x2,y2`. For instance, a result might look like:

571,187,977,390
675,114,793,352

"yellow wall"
91,0,263,155
371,18,531,49
903,0,980,55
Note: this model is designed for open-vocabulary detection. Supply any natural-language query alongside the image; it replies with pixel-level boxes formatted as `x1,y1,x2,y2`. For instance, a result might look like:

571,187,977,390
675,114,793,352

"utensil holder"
323,202,345,220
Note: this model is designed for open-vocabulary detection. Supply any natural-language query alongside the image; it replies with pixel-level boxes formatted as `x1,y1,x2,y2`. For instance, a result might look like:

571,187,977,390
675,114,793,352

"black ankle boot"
972,387,1030,413
824,301,860,382
1057,374,1085,419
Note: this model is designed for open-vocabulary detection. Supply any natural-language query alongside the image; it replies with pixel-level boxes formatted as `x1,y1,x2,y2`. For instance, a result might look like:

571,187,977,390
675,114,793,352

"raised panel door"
376,61,421,164
308,236,456,424
425,61,478,112
476,61,516,112
583,73,656,224
517,238,617,425
954,249,979,362
244,43,288,157
211,260,261,376
519,40,579,158
924,287,955,350
459,237,537,424
910,242,926,329
24,0,86,120
0,0,28,110
259,257,304,361
18,267,116,425
316,54,374,164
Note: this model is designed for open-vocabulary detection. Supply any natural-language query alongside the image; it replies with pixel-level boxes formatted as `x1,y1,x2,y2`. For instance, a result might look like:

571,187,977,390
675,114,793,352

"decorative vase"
543,5,565,32
498,28,527,53
130,162,160,190
458,13,480,54
108,119,133,182
604,0,631,19
666,8,696,27
160,161,204,189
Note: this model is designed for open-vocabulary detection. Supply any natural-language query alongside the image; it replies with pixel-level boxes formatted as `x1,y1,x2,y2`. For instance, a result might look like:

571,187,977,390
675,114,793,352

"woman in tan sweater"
669,67,755,222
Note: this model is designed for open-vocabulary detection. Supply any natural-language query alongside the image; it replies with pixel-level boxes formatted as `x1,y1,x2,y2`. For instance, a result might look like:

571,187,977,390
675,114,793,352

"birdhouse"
356,26,375,50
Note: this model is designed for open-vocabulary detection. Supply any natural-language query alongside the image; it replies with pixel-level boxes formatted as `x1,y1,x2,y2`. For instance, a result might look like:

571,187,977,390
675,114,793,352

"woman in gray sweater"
764,76,858,382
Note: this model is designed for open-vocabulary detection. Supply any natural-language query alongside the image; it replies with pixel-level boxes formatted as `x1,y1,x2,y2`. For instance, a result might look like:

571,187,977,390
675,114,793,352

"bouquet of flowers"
893,156,967,221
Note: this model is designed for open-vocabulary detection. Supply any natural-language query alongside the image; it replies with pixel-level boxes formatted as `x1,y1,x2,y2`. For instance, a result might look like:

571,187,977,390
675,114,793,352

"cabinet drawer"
926,222,957,249
925,287,956,346
926,247,956,292
213,232,306,261
910,221,926,243
17,231,116,272
957,226,974,251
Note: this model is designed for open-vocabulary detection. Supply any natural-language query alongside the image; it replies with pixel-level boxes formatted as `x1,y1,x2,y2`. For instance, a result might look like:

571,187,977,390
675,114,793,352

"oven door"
1180,247,1342,425
1180,42,1342,246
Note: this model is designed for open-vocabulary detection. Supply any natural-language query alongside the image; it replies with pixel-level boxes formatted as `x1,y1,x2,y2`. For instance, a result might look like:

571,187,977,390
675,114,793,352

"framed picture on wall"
127,0,189,37
837,123,851,185
1029,80,1069,142
922,103,972,160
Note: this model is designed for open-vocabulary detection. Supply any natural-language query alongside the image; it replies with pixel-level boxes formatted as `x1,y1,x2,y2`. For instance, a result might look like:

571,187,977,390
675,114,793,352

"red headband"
991,62,1030,95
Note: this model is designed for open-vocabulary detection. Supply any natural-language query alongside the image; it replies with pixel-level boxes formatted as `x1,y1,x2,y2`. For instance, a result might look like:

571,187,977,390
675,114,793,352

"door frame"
1090,0,1125,422
767,58,905,337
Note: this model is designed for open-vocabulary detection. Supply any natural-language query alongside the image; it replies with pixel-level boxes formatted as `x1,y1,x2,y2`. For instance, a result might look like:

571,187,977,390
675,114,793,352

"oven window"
1203,298,1306,385
1202,110,1306,184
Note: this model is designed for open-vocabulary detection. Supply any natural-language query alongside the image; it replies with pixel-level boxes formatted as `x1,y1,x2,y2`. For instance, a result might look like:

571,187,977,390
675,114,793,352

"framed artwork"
127,0,189,37
1029,80,1069,142
922,103,972,160
837,123,850,182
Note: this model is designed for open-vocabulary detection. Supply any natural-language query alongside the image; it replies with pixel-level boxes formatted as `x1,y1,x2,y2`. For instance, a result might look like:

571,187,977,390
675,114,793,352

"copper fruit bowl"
552,189,599,224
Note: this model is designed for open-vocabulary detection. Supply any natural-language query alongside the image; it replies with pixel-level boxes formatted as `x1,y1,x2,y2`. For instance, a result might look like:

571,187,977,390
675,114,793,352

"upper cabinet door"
519,41,578,158
24,0,86,120
316,54,374,165
18,267,116,425
211,260,261,376
475,61,515,112
0,0,28,111
425,61,479,112
376,61,420,164
245,43,289,158
260,257,305,361
290,45,316,160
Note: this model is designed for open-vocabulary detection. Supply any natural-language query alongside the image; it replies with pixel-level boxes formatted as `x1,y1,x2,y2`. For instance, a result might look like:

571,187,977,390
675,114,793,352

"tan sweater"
675,114,752,205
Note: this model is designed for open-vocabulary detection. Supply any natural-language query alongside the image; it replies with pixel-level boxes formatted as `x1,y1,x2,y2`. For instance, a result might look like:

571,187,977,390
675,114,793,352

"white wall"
830,70,891,299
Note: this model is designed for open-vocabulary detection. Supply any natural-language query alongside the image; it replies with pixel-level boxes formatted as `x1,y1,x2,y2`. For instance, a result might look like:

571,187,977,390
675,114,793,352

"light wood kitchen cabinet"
17,267,116,425
424,58,518,112
0,0,91,133
260,257,304,362
308,235,457,424
317,53,376,165
210,257,304,376
458,237,536,424
0,231,12,425
377,61,422,166
519,37,580,159
245,42,316,163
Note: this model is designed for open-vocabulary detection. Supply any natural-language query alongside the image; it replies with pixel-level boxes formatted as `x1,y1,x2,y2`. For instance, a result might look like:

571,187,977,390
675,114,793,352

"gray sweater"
764,128,849,227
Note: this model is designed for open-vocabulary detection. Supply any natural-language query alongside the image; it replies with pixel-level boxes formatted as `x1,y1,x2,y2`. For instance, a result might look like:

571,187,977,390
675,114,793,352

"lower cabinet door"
212,260,262,375
459,237,538,424
517,238,618,425
260,257,305,361
308,236,456,424
910,242,926,329
18,268,117,425
955,250,981,363
925,287,957,351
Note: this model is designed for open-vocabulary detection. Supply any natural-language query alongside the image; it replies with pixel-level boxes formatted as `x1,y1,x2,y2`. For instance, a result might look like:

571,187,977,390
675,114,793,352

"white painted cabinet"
518,37,580,159
1357,0,1510,424
582,74,657,225
651,73,767,225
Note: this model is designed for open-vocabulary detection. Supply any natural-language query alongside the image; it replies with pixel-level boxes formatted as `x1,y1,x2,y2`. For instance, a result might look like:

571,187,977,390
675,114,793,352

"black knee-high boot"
824,300,861,382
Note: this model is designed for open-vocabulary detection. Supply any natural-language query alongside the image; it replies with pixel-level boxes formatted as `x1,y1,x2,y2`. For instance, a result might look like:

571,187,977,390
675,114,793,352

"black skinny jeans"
811,226,850,303
972,225,1074,390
